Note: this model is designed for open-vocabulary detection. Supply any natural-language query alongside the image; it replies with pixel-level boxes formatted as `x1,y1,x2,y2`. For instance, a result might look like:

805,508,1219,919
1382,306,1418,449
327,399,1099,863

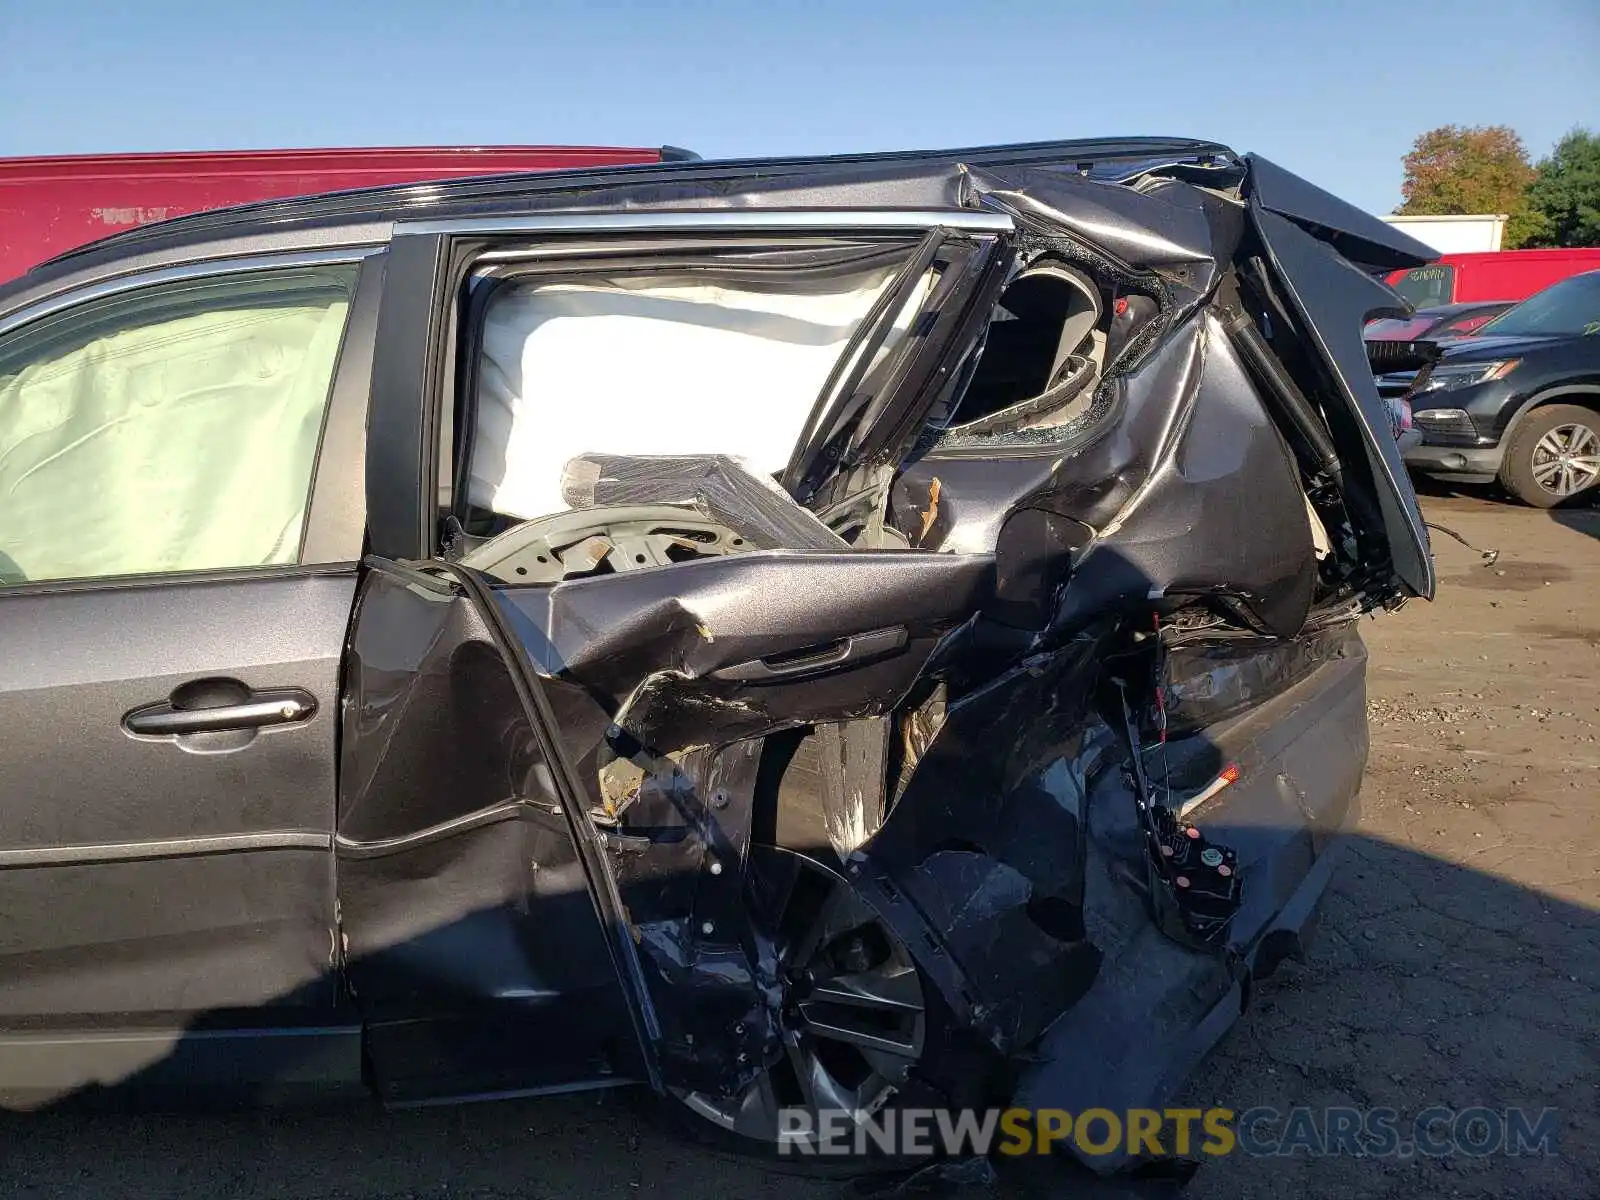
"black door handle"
123,683,317,738
711,626,907,682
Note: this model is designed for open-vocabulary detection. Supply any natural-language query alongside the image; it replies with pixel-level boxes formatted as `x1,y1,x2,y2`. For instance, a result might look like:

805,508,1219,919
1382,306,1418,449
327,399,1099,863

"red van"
1387,247,1600,308
0,145,691,283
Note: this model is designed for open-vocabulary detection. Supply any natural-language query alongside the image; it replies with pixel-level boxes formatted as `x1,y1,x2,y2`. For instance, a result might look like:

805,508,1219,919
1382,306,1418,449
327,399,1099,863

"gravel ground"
1185,492,1600,1200
1,492,1594,1199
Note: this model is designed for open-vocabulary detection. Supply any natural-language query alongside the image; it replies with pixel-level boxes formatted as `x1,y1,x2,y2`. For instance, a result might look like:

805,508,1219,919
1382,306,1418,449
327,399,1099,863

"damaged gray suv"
0,138,1435,1176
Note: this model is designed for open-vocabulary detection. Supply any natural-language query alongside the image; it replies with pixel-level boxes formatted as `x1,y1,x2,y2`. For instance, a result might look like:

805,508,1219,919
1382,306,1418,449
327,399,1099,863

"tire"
658,845,1002,1176
1498,403,1600,508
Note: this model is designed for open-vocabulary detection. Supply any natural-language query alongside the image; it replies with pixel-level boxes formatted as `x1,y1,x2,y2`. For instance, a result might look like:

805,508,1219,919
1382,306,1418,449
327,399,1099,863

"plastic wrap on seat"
559,453,848,551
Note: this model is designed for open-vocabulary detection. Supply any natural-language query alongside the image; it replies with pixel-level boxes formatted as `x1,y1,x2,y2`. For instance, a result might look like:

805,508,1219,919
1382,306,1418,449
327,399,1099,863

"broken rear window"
930,258,1162,449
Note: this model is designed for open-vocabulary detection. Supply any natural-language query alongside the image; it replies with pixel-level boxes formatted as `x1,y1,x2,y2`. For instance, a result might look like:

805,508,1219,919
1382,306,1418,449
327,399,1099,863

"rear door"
343,209,1012,1100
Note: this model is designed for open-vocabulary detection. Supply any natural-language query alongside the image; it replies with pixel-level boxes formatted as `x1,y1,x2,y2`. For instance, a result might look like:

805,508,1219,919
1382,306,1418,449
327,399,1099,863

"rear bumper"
1013,841,1347,1177
1244,832,1344,979
1015,639,1367,1175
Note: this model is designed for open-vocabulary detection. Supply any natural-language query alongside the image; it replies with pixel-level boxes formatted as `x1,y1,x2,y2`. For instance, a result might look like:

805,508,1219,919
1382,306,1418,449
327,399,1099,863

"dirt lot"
1,492,1595,1200
1186,490,1600,1200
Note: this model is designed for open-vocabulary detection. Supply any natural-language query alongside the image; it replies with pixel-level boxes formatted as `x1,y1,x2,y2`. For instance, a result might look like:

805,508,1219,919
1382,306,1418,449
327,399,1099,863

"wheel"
1498,403,1600,507
665,846,989,1172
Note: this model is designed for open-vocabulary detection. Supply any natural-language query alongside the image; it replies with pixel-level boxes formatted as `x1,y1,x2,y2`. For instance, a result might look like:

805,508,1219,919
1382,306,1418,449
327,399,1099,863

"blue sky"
1,0,1594,215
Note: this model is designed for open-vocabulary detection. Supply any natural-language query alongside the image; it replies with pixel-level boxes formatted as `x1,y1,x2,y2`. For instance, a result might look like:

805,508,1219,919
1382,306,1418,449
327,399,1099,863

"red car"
0,145,694,283
1386,247,1600,308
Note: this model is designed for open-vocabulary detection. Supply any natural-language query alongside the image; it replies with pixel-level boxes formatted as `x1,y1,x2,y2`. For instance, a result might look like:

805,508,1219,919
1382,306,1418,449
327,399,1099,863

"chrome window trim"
0,245,386,340
404,208,1014,249
0,830,333,869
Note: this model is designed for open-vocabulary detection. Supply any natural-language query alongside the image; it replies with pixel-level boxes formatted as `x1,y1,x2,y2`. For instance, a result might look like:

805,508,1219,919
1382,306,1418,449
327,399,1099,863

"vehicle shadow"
1549,503,1600,542
0,842,1590,1199
1406,474,1500,505
1406,469,1600,533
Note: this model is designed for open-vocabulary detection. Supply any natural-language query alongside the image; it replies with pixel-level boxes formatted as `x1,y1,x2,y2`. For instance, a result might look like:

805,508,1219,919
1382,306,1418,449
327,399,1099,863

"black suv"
1386,269,1600,506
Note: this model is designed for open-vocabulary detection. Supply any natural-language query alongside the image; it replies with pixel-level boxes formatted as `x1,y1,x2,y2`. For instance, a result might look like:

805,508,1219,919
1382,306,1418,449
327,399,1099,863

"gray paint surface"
0,573,355,1028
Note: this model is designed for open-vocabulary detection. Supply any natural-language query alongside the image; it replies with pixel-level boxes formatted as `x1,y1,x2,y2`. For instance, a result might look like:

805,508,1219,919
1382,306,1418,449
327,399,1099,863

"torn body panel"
845,633,1113,1053
1045,311,1319,639
430,505,995,1107
490,547,993,754
592,737,773,1098
1016,622,1368,1174
1247,205,1435,599
901,308,1318,640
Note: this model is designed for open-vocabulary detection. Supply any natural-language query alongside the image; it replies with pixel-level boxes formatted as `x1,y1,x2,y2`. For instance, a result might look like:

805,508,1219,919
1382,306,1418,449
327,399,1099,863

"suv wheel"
664,845,998,1173
1498,403,1600,507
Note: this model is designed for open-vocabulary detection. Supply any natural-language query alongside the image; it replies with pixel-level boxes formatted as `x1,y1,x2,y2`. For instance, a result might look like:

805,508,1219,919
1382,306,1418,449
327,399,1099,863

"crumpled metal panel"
850,632,1113,1053
962,164,1219,269
1250,206,1436,599
901,309,1317,640
1046,312,1319,639
595,739,775,1097
1246,153,1438,273
336,565,640,1100
1015,624,1369,1175
1159,620,1367,734
494,550,993,755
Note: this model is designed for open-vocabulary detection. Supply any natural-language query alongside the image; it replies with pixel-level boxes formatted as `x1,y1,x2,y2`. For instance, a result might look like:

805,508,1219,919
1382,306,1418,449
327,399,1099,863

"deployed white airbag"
0,295,348,585
470,266,904,520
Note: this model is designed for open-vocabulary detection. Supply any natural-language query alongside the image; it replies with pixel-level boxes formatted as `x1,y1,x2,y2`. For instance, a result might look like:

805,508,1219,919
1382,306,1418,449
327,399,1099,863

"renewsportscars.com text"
777,1106,1560,1159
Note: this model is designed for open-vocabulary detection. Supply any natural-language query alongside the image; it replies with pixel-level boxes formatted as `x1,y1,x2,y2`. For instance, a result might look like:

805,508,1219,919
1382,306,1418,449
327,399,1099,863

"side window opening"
946,262,1104,435
446,239,947,582
465,253,909,524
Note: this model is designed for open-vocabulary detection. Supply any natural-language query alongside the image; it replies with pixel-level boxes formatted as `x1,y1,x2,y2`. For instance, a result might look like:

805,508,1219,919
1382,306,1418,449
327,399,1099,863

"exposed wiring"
1425,521,1500,566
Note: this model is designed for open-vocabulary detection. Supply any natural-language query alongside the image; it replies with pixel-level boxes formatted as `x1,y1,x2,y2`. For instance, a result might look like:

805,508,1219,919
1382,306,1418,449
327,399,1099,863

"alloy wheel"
1530,421,1600,498
674,846,926,1149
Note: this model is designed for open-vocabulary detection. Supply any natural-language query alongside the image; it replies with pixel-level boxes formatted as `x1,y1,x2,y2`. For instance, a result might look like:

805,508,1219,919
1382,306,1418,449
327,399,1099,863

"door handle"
712,626,907,682
123,685,317,737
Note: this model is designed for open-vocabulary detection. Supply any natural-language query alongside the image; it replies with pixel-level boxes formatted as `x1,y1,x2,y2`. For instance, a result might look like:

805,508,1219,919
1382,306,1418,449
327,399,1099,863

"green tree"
1397,125,1544,245
1523,128,1600,248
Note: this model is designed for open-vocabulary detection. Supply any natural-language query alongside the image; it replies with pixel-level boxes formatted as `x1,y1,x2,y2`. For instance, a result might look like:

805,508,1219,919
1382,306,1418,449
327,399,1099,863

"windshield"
1479,271,1600,338
1390,265,1455,307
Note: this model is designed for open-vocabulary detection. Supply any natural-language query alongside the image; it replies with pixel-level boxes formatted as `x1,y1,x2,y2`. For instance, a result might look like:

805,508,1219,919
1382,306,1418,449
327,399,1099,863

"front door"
0,251,379,1106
